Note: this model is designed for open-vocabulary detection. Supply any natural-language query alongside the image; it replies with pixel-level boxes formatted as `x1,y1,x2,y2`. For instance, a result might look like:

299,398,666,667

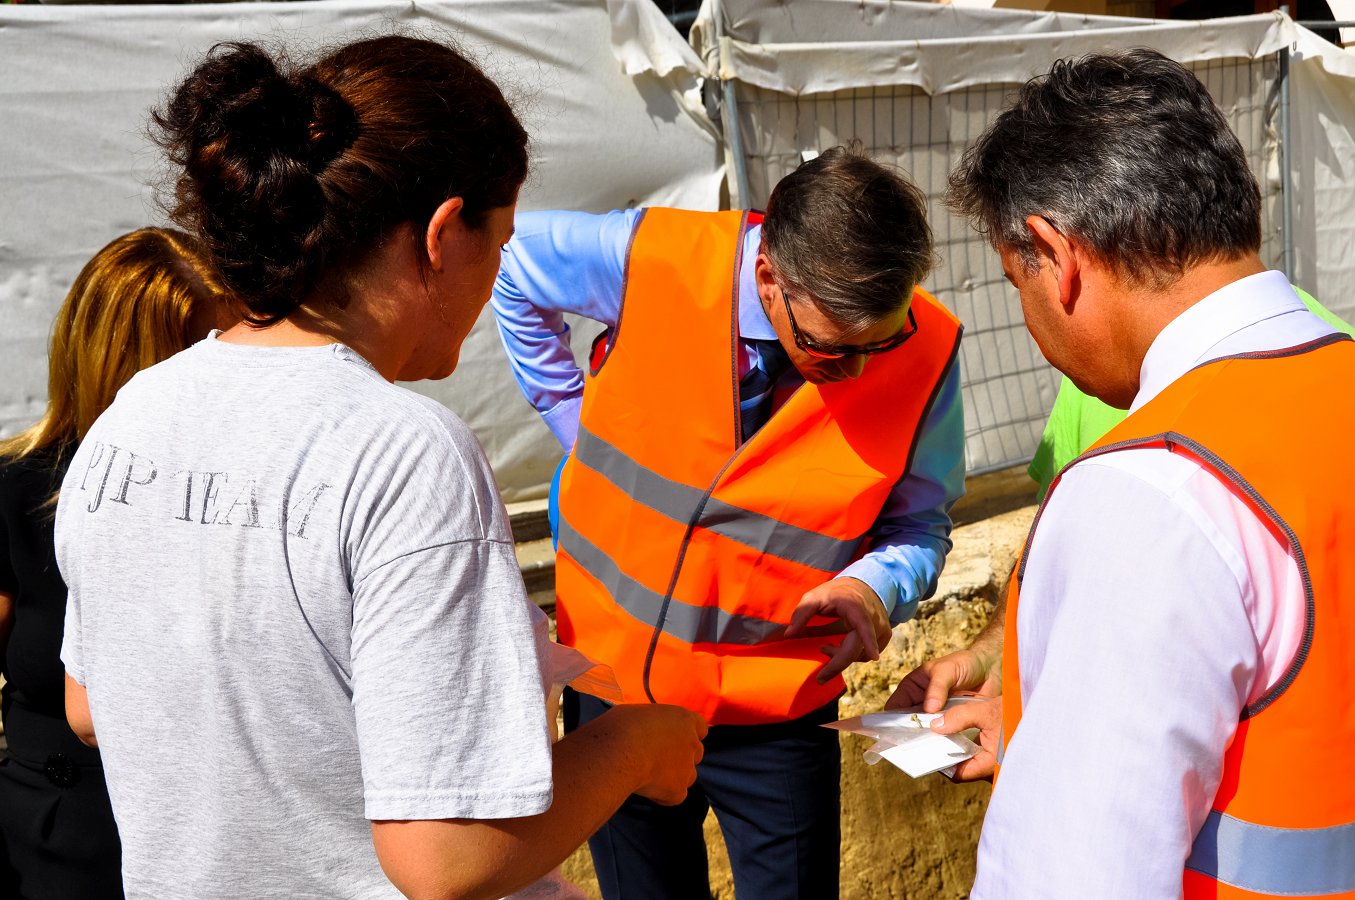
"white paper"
874,729,976,778
827,703,982,778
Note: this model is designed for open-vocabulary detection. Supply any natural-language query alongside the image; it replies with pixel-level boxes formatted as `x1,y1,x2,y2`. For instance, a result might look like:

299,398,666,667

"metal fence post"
1279,5,1296,281
711,0,752,209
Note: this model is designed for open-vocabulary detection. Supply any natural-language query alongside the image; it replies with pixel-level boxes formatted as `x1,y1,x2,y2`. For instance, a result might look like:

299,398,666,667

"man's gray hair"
948,48,1261,288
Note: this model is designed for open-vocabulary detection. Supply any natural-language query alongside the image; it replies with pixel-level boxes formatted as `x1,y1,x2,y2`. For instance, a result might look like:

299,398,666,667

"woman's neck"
217,317,337,348
215,234,425,382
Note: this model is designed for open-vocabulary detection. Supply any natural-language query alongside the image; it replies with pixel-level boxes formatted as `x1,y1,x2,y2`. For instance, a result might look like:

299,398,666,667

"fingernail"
931,716,945,730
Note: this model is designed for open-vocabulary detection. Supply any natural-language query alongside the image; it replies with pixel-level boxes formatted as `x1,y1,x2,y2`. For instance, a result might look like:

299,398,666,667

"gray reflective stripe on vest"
557,515,788,646
572,426,864,573
1186,810,1355,895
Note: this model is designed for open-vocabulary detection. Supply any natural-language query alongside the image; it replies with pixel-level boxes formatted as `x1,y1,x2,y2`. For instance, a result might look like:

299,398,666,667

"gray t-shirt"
57,336,554,899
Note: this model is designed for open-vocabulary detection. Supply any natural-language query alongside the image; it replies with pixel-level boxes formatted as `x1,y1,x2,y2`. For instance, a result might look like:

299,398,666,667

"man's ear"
425,197,466,272
1026,215,1080,310
753,251,778,309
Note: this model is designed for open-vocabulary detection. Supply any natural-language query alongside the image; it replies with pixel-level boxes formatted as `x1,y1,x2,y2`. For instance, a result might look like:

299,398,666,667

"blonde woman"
0,227,229,898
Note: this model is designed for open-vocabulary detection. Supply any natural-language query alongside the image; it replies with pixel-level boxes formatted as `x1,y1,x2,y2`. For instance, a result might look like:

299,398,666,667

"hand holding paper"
825,696,988,779
929,696,1001,782
886,601,1004,713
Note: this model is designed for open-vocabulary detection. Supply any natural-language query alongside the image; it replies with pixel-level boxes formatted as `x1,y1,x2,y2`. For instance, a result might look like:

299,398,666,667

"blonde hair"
0,227,228,462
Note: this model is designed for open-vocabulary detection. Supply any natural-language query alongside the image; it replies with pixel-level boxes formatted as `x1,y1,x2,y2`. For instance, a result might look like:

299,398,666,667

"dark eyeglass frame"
780,287,918,359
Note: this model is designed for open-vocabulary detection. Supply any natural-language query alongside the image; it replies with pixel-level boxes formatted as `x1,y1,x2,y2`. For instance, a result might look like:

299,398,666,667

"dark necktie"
739,339,791,442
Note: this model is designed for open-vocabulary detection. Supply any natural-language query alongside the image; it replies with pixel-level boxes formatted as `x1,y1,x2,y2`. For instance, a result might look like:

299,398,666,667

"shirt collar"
737,223,778,341
1132,270,1304,411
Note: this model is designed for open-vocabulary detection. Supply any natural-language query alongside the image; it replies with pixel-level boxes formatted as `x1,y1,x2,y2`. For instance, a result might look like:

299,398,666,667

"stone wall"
556,503,1038,899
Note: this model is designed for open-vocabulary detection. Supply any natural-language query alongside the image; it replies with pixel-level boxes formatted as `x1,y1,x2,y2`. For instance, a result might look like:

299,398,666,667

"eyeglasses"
780,287,918,359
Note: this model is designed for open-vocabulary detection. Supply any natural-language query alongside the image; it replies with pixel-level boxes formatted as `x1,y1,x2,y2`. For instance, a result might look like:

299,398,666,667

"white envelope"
826,705,981,778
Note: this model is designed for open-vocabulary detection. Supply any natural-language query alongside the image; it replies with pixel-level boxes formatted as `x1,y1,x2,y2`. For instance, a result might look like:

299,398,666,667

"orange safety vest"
554,207,962,726
1001,334,1355,897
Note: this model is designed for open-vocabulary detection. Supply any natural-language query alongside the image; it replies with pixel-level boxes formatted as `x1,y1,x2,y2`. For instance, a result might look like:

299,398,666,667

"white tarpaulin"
0,0,721,502
1290,41,1355,323
691,1,1292,95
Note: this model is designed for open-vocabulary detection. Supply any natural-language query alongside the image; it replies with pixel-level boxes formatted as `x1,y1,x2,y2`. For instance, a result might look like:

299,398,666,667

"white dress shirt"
972,271,1337,899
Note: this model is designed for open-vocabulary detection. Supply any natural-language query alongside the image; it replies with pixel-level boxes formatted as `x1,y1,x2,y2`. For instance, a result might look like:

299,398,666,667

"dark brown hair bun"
294,75,358,172
153,36,527,325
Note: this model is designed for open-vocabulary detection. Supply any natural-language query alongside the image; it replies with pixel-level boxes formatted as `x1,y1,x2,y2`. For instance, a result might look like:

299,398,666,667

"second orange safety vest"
1002,334,1355,897
554,207,963,726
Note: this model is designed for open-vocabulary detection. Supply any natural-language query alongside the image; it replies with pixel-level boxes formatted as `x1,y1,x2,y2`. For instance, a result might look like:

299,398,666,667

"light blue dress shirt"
491,209,965,624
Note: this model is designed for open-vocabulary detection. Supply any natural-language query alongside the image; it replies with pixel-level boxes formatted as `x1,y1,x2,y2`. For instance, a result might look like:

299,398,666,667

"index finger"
923,676,955,714
834,603,880,663
784,599,826,638
885,666,932,710
814,630,864,683
787,621,850,639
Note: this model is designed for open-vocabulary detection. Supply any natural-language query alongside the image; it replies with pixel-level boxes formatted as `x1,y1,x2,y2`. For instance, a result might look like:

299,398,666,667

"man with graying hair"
894,49,1355,897
493,147,965,899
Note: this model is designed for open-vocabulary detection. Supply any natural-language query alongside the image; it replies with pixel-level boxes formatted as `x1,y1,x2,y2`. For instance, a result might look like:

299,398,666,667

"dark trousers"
565,690,841,900
0,756,124,900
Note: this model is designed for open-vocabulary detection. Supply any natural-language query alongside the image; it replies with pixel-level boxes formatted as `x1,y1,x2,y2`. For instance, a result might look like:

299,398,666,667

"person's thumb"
930,698,992,736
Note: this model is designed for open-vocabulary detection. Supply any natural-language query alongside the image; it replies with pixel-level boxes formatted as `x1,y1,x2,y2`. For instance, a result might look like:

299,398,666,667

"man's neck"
1103,253,1267,406
1150,253,1267,318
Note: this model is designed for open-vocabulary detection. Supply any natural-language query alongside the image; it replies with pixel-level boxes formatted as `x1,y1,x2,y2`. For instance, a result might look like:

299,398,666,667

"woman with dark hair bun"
54,36,704,900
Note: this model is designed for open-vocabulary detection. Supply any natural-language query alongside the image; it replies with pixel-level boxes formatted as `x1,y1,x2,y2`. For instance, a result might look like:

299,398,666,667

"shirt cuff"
541,395,583,451
365,786,553,822
836,559,907,624
61,648,85,685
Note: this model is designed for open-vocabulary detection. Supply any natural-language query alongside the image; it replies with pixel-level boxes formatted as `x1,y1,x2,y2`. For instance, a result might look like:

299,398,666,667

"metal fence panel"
729,54,1282,475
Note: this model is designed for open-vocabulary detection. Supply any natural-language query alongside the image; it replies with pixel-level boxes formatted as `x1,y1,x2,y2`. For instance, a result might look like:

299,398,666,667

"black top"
0,446,100,763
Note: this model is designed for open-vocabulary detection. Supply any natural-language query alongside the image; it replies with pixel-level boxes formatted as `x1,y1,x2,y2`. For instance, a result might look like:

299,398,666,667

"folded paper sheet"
827,702,982,779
